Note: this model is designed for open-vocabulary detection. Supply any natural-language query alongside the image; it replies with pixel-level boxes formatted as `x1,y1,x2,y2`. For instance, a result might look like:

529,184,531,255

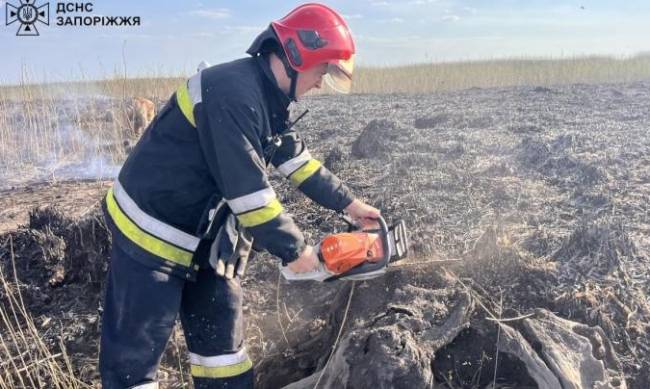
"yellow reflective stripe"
190,358,252,379
236,198,283,227
105,189,193,267
176,83,196,127
289,159,322,186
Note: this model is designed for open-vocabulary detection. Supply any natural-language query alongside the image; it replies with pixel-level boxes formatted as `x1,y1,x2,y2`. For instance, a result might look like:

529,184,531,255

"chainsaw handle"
338,214,357,232
325,216,390,282
339,213,384,233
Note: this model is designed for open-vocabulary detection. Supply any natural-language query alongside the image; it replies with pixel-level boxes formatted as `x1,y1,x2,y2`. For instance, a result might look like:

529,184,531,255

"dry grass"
0,237,89,388
0,77,176,186
352,54,650,94
0,74,182,102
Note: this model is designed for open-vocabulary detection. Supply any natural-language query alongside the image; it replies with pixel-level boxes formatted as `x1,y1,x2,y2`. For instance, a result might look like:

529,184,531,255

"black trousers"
99,242,254,389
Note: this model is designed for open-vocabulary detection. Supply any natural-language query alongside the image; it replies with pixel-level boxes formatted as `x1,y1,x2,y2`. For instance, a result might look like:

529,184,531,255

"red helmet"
248,3,355,94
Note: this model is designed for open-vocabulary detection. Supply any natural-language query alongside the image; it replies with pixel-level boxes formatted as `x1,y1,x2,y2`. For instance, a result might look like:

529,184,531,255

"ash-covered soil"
0,180,112,232
1,81,649,388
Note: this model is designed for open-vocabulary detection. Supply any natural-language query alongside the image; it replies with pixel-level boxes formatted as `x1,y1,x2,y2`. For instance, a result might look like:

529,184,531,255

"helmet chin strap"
289,72,298,102
278,51,299,101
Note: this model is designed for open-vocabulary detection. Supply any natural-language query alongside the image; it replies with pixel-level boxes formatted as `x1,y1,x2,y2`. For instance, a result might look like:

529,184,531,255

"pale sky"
2,0,650,84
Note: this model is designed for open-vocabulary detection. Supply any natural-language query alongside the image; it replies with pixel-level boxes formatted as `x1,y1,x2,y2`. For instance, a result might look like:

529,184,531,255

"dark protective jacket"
103,55,354,280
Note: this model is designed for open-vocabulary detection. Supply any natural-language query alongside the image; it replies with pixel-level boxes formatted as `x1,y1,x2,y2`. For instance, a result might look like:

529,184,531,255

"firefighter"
99,3,378,388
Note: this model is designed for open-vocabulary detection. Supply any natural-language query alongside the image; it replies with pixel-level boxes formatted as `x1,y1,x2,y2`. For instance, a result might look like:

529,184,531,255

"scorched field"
1,80,649,388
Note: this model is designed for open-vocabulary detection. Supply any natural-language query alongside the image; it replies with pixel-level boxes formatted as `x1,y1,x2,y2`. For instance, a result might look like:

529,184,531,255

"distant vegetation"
1,53,649,99
352,54,650,94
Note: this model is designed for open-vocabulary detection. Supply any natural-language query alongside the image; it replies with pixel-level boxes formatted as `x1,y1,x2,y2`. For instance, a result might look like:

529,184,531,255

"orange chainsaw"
280,215,409,282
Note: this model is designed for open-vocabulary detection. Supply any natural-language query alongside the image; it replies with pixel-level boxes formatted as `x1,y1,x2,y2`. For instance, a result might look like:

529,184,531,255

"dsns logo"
5,0,49,36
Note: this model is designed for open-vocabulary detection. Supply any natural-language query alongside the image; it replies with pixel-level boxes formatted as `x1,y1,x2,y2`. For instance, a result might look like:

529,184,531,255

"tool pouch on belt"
193,197,229,270
209,214,254,279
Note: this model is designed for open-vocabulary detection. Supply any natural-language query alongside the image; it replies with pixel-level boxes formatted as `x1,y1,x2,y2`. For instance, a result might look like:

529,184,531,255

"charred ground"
1,81,649,388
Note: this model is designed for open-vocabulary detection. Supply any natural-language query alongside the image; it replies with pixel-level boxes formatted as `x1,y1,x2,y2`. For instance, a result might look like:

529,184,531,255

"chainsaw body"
319,231,384,273
280,215,409,282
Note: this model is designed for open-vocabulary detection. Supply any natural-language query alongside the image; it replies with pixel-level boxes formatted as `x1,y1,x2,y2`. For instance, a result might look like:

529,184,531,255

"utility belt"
105,181,253,281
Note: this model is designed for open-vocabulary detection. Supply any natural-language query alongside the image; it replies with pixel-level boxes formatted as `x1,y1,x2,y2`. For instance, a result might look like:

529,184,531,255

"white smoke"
1,94,124,189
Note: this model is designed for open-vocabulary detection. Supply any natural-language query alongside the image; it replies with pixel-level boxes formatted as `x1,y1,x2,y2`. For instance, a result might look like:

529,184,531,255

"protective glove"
210,214,253,279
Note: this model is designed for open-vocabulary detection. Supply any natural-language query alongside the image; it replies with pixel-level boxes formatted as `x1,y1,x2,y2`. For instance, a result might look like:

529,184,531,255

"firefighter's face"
295,63,328,97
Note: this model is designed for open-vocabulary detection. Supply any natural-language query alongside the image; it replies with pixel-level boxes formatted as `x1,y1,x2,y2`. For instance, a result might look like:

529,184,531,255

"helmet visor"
324,55,354,94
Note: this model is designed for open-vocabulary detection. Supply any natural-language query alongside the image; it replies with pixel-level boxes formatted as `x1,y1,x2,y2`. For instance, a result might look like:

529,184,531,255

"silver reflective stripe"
277,149,312,177
188,72,202,105
189,348,248,367
129,382,158,389
112,180,200,252
227,187,277,214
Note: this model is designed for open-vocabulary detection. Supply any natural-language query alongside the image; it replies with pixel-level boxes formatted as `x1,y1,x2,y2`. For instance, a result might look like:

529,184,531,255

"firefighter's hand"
288,245,319,273
344,199,381,228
